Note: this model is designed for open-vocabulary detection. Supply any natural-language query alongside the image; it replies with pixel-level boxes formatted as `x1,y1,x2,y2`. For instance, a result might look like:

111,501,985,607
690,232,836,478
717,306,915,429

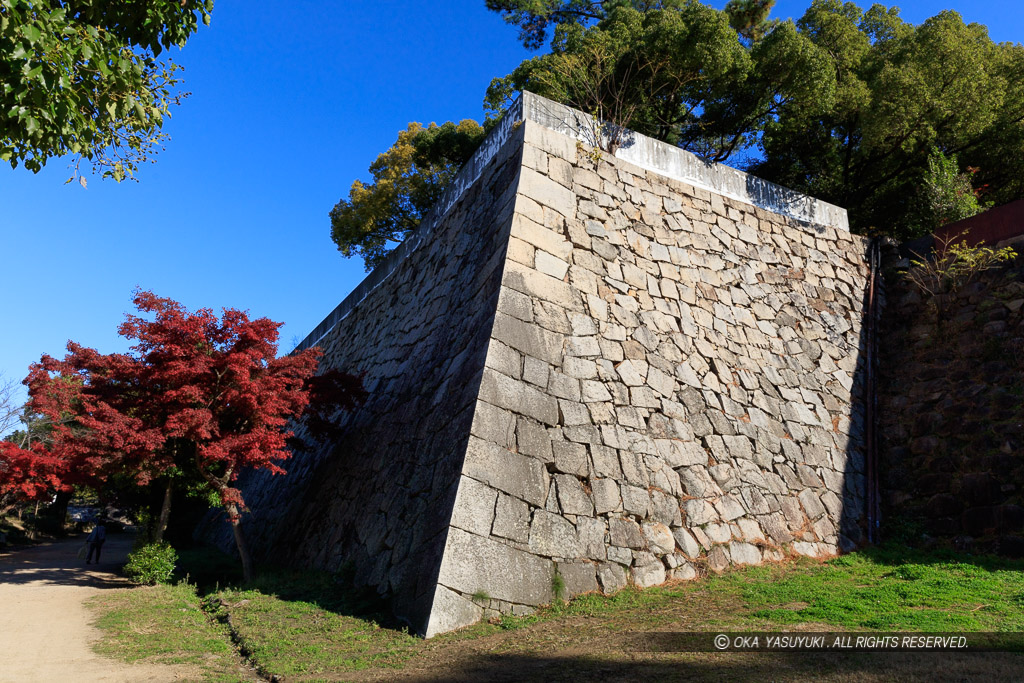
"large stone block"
609,518,645,549
437,528,554,606
424,585,484,638
555,474,595,516
491,311,564,365
463,437,549,507
529,510,582,558
558,561,599,598
492,493,532,543
449,476,498,537
478,367,559,426
470,400,517,449
642,522,675,554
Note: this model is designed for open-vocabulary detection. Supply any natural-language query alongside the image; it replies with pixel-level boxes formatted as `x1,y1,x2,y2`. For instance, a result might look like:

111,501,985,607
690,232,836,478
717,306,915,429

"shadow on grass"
174,543,401,629
851,540,1024,574
370,650,1024,682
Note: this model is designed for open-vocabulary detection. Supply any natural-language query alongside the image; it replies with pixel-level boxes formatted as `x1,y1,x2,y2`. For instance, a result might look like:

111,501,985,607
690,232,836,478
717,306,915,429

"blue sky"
0,0,1021,421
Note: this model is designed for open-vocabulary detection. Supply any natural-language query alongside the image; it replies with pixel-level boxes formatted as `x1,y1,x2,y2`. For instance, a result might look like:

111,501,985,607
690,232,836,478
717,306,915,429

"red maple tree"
23,290,353,580
0,440,67,502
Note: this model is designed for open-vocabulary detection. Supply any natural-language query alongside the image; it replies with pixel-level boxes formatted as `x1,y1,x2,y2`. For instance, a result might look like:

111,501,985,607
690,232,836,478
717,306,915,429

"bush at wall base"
123,542,178,585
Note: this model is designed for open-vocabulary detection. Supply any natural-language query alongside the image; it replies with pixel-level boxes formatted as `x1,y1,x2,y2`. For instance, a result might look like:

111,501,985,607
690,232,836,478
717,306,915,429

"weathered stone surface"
609,518,645,548
577,517,608,559
493,493,532,543
450,476,498,537
729,541,762,566
470,400,517,449
479,367,559,426
529,510,582,558
438,528,554,606
464,437,549,507
424,585,484,638
510,214,573,260
555,474,596,516
516,419,552,462
642,522,676,554
520,166,576,218
491,312,564,366
553,441,589,476
670,563,698,581
707,546,730,572
592,478,622,514
632,559,667,588
558,561,599,597
621,484,651,516
673,527,702,558
597,562,628,593
221,92,868,640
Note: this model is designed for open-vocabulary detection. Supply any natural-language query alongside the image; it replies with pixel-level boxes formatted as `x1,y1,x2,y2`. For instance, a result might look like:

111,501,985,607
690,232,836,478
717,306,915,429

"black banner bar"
626,632,1024,652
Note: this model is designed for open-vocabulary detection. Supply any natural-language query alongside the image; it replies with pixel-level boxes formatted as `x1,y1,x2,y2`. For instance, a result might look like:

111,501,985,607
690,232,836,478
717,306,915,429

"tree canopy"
484,1,831,163
748,1,1024,238
0,0,214,182
329,119,488,271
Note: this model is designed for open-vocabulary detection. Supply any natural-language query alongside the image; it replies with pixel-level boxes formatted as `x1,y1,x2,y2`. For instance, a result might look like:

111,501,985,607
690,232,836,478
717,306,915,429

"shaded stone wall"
430,119,872,633
199,123,526,633
879,253,1024,556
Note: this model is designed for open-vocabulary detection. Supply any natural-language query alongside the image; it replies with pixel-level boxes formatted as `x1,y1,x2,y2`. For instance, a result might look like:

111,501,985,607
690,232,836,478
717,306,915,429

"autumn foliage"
0,440,67,501
7,290,359,579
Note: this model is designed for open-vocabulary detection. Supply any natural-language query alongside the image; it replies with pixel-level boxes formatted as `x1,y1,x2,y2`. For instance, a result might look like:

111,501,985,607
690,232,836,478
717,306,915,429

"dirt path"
0,534,201,682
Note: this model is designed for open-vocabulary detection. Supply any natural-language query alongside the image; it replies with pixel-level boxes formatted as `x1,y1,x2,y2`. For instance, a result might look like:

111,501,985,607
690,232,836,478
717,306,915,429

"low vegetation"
87,543,1024,681
122,541,178,585
87,582,243,682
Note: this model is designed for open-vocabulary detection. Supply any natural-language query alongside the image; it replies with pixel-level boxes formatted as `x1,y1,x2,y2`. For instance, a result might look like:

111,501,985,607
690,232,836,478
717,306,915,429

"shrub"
123,541,178,585
903,233,1015,320
918,147,988,231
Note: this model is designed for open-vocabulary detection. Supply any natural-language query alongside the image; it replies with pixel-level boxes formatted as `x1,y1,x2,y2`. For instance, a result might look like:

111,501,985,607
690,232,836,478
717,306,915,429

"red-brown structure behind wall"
934,199,1024,249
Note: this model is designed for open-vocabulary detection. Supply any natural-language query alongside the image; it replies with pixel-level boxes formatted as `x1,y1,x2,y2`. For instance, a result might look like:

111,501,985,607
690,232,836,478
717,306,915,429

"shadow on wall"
845,236,875,552
877,249,1024,556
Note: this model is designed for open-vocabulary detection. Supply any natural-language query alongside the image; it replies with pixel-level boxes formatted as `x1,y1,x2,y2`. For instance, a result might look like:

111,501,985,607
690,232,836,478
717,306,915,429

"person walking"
85,520,106,565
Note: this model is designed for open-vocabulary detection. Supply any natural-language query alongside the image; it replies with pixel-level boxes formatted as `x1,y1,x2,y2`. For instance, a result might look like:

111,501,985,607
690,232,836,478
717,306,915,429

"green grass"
87,581,246,681
88,543,1024,681
719,547,1024,632
207,587,418,677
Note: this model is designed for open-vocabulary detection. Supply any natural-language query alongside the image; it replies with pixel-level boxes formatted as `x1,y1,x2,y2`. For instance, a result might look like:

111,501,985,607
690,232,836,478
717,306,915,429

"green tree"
488,0,1024,238
485,2,832,163
749,1,1022,238
329,119,487,271
328,1,1023,266
485,0,625,50
724,0,778,43
0,0,214,183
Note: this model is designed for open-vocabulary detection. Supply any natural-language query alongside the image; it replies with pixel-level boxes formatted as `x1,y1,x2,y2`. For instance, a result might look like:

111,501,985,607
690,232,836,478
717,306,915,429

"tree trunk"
154,478,174,543
226,503,253,583
52,489,71,534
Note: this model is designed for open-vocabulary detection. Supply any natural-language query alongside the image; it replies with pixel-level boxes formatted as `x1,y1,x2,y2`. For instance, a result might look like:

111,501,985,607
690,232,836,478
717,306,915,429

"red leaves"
0,441,69,500
21,290,358,513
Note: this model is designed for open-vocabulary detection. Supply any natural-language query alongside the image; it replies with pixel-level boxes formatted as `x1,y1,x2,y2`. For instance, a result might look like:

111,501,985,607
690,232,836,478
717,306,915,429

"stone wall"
204,93,873,637
198,116,526,632
430,117,871,634
878,252,1024,556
